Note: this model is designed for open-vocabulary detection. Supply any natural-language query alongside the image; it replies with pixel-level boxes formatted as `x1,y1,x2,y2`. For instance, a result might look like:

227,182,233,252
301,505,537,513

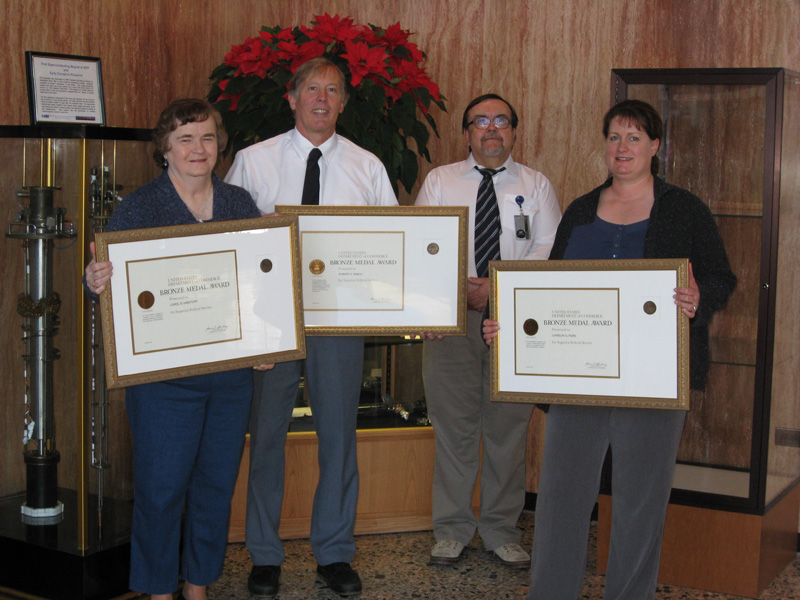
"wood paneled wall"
2,0,799,203
1,0,799,503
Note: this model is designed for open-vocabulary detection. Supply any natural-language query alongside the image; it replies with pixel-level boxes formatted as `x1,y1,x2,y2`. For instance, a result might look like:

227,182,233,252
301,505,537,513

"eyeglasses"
469,116,511,130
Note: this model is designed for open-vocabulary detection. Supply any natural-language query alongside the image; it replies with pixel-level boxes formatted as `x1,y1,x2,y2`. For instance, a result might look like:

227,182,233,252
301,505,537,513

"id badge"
514,214,530,240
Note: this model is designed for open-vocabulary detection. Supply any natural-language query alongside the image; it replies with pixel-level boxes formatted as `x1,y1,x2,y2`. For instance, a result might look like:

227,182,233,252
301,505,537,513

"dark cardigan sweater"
550,176,737,390
105,170,260,232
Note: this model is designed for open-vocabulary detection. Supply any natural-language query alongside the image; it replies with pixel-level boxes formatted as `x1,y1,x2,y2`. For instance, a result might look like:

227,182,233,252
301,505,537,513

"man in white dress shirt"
415,93,561,568
226,57,397,598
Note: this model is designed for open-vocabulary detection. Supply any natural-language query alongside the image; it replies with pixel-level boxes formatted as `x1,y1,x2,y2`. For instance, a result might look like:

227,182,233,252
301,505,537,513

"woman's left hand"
253,363,275,371
674,262,700,319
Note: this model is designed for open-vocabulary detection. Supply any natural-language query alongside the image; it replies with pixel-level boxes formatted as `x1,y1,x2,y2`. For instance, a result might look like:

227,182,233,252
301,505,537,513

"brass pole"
77,138,88,551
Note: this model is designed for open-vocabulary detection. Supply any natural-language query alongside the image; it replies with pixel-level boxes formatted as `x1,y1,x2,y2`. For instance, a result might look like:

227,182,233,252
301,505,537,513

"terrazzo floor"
203,512,800,600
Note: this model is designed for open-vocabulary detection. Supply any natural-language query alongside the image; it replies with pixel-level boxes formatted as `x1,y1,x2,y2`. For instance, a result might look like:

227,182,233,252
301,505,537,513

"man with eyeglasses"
415,93,561,568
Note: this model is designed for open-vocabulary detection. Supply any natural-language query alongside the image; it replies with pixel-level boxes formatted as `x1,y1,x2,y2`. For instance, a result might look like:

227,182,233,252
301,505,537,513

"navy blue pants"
126,370,252,595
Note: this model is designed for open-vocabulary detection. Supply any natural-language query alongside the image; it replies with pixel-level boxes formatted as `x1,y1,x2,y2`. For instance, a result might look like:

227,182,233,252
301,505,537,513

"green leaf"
399,148,419,194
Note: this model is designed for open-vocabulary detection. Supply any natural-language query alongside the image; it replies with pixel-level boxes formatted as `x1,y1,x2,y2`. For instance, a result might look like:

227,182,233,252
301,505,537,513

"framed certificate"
25,51,106,125
276,205,468,335
490,259,690,409
96,216,305,388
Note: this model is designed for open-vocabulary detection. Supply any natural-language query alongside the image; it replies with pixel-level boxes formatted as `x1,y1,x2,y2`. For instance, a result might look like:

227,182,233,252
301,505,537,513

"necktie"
301,148,323,205
474,166,505,277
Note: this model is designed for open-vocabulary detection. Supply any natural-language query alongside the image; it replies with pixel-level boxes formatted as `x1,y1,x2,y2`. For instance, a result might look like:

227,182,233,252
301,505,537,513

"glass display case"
597,68,800,597
0,125,157,600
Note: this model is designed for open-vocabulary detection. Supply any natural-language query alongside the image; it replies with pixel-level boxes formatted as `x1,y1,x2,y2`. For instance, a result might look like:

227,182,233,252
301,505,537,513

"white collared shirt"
415,155,561,276
225,128,398,212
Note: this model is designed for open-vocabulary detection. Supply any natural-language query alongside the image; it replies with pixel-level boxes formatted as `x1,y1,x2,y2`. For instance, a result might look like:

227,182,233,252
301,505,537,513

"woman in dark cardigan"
84,99,268,600
484,100,736,600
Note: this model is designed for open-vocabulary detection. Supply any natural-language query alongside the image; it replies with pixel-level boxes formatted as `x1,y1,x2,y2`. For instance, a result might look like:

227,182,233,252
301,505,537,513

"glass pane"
766,73,800,505
627,83,767,498
0,138,31,503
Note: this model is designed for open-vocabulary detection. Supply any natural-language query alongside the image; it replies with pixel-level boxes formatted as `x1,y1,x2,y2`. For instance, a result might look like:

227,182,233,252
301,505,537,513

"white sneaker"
492,543,530,568
430,539,464,564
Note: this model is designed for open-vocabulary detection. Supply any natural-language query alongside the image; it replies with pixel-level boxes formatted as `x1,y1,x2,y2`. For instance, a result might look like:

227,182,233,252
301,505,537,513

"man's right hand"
467,277,490,312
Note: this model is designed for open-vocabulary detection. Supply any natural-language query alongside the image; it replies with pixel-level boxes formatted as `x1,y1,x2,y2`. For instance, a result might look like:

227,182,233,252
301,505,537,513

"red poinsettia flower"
401,40,424,64
389,59,441,112
391,58,423,87
262,27,295,45
276,39,326,71
395,61,441,102
378,80,403,102
353,24,381,46
302,13,359,45
371,23,424,63
279,27,295,41
224,37,279,78
341,40,390,87
381,23,411,48
224,37,256,69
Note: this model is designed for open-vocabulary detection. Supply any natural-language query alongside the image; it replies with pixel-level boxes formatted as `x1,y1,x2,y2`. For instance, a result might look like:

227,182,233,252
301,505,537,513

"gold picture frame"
490,258,690,409
277,205,468,336
95,216,305,388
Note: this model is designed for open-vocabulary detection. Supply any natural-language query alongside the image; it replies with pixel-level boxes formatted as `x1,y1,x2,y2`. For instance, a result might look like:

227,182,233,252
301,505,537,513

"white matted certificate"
491,259,690,409
96,216,305,388
277,205,468,335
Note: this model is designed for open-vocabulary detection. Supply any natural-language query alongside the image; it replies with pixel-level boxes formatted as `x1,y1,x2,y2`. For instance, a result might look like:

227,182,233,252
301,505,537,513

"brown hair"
152,98,227,167
602,99,663,175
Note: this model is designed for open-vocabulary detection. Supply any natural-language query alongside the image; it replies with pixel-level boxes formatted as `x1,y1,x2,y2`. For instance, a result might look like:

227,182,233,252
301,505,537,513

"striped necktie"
474,166,505,277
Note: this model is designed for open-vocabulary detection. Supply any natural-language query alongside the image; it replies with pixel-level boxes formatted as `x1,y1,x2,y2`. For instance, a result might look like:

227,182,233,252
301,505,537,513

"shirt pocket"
501,193,539,239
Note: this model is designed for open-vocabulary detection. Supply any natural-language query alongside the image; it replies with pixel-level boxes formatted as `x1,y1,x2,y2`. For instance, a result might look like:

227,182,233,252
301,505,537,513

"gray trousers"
246,336,364,566
527,404,686,600
423,310,534,551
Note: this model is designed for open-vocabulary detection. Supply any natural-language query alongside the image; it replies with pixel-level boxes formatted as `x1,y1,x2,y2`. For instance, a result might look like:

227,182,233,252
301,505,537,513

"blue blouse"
562,216,649,260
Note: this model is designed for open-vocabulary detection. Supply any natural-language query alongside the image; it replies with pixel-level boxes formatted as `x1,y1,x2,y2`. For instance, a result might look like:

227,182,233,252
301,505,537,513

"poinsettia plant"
208,13,447,195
